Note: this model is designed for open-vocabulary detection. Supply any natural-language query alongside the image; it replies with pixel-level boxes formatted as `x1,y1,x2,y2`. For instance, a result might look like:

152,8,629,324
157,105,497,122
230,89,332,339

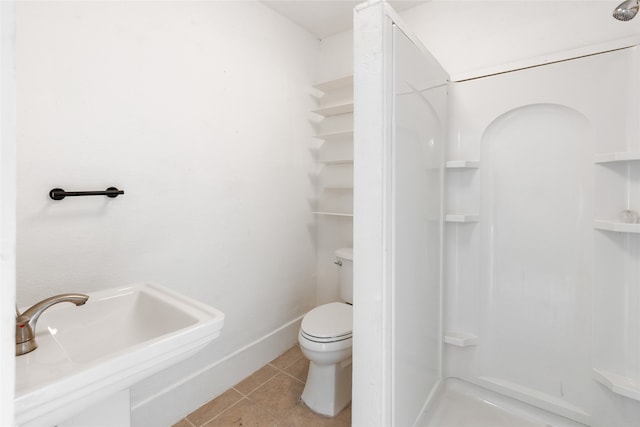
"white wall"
16,1,319,424
318,30,353,82
1,1,16,426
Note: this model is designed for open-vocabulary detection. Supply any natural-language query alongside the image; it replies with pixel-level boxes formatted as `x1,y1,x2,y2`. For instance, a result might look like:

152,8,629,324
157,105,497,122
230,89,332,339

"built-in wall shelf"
594,152,640,164
446,160,480,169
444,332,479,347
593,220,640,234
446,214,480,223
313,211,353,218
322,186,354,190
592,369,640,402
314,130,354,141
319,159,354,165
313,76,353,93
313,103,354,117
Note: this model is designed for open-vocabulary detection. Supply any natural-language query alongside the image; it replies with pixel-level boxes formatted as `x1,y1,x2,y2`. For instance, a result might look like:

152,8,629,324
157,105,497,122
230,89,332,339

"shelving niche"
311,75,354,305
592,149,640,403
444,157,481,359
312,75,354,218
593,152,640,234
445,160,480,223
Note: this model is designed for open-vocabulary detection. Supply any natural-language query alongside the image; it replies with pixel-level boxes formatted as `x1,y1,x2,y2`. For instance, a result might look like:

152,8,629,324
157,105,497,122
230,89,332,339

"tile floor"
172,345,351,427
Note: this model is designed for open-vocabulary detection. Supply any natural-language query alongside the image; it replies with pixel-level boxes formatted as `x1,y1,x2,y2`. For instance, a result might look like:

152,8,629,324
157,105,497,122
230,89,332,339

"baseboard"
130,316,303,427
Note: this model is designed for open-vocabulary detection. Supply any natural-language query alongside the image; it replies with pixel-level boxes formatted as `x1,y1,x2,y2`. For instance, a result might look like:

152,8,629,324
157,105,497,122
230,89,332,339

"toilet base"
301,357,352,417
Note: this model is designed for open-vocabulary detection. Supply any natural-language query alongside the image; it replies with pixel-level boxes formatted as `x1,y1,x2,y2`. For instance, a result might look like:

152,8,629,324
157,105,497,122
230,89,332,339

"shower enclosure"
354,1,640,426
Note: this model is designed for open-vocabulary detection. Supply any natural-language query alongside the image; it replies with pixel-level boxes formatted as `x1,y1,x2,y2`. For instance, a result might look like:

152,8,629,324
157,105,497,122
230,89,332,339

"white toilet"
298,247,353,417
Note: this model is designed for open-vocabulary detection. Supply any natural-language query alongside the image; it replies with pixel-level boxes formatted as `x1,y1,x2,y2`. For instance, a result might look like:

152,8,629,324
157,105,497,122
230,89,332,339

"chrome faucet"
16,293,89,356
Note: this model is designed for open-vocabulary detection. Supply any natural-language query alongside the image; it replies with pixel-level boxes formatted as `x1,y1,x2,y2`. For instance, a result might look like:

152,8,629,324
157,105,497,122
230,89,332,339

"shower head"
613,0,640,21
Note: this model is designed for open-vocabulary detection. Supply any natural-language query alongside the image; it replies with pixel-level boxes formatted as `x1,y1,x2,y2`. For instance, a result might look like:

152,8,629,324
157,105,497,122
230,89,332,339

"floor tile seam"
202,396,251,426
231,385,251,398
179,418,197,427
270,354,304,371
280,369,306,385
237,368,283,397
245,369,282,402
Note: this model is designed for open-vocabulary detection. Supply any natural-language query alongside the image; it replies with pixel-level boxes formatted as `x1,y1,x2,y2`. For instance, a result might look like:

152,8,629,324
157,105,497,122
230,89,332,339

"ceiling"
261,1,428,39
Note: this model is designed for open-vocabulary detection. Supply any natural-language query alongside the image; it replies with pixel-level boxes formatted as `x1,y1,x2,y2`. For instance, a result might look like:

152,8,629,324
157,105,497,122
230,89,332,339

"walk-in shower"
355,1,640,426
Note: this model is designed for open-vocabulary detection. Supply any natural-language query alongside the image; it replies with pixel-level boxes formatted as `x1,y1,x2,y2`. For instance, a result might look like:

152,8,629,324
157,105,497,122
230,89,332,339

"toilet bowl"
299,302,353,416
298,248,353,417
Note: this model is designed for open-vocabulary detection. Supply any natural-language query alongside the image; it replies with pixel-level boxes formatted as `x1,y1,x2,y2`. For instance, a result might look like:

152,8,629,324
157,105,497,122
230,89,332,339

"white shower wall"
16,1,319,424
444,47,640,426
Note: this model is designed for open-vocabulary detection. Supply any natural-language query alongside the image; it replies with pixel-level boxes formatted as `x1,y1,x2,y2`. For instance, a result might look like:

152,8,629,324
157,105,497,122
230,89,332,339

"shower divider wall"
353,2,447,426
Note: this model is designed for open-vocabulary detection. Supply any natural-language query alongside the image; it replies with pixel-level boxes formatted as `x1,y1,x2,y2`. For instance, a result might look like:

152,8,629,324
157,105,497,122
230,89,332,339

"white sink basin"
15,283,225,427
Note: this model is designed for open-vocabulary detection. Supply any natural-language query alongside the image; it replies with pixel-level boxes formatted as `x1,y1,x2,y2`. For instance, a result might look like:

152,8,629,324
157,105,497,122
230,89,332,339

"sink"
14,282,225,427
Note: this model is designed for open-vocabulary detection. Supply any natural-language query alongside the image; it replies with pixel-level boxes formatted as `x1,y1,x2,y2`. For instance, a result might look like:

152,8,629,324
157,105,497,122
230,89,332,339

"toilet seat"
300,302,352,343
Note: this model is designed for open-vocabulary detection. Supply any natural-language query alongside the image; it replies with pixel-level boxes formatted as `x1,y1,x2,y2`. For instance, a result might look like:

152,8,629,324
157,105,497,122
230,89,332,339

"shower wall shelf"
593,220,640,233
319,159,354,165
313,103,354,117
592,369,640,402
313,76,353,93
594,151,640,163
314,130,354,141
313,211,353,218
446,214,480,223
444,332,478,347
446,160,480,169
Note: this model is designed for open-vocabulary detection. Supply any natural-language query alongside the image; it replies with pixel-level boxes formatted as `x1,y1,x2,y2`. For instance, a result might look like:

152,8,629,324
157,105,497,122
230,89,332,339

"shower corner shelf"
594,151,640,164
593,220,640,234
313,211,353,218
446,160,480,169
445,213,480,223
444,332,478,347
592,369,640,402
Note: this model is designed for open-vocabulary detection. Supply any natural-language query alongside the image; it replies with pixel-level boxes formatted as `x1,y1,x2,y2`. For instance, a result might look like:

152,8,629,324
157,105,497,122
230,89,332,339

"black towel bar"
49,187,124,201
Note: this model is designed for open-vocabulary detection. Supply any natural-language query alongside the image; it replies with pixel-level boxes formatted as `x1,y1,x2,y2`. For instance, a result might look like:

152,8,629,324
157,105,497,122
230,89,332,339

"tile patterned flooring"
173,345,351,427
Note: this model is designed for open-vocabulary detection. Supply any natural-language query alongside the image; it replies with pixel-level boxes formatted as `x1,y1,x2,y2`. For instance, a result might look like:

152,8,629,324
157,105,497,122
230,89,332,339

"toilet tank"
335,248,353,304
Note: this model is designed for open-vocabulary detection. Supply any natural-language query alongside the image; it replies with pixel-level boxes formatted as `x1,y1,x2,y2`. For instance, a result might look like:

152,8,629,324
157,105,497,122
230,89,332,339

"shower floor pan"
420,379,586,427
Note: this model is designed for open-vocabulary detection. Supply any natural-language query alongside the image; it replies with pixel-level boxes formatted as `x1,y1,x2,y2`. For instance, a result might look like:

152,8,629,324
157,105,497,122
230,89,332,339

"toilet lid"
301,302,352,340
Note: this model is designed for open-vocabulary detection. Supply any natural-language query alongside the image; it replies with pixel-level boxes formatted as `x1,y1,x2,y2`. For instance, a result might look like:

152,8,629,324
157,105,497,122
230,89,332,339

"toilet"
298,247,353,417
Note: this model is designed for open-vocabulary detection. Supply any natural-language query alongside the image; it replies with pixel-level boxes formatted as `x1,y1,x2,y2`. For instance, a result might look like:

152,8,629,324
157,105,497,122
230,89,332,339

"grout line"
231,386,247,398
280,369,306,385
204,396,250,426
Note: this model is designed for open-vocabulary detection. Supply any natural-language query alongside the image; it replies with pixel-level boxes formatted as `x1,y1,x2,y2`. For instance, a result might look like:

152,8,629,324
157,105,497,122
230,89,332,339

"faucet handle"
16,314,36,355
